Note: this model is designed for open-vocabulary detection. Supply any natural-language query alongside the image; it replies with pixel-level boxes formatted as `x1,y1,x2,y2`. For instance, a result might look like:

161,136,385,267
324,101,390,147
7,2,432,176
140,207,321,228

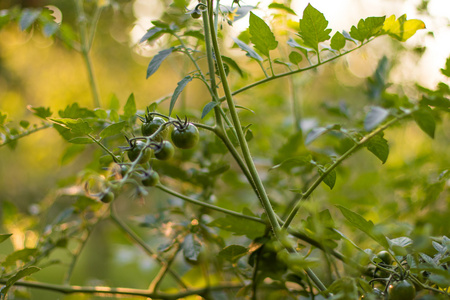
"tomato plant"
0,1,449,300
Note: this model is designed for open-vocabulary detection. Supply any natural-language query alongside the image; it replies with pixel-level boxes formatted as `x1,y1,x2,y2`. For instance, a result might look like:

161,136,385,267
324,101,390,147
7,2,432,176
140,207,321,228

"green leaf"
169,76,192,116
366,133,389,164
19,120,30,129
123,93,137,119
99,121,127,139
60,144,85,165
382,15,426,42
19,8,41,31
0,233,12,244
330,31,346,51
337,205,389,248
50,118,93,135
58,103,96,119
233,38,263,61
218,245,248,263
208,214,265,239
139,26,172,44
318,165,336,190
364,106,389,131
184,30,204,41
298,4,332,52
326,277,359,300
288,51,303,65
146,48,173,79
1,266,40,295
27,106,52,119
413,105,435,138
201,102,220,119
349,16,385,42
268,3,297,15
109,94,121,110
249,12,278,57
0,111,7,125
183,234,202,261
222,56,244,77
4,248,37,267
441,57,450,77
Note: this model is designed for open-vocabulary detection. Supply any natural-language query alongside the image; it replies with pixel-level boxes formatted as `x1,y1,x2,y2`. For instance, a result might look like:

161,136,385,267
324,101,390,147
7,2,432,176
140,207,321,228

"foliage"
0,1,448,300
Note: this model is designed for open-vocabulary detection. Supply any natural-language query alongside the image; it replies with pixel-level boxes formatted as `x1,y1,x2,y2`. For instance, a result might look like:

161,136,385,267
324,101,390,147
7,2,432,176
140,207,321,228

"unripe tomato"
377,250,393,265
171,123,199,149
127,141,152,164
141,117,166,140
388,280,416,300
142,170,159,187
154,140,175,161
191,10,201,19
100,191,114,203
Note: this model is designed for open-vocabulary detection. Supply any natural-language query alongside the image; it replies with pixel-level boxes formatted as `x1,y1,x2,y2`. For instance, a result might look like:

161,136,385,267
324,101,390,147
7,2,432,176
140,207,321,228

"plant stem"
206,0,280,233
87,134,118,162
156,184,265,224
75,0,101,107
282,111,412,229
148,244,181,293
0,123,53,148
110,205,187,289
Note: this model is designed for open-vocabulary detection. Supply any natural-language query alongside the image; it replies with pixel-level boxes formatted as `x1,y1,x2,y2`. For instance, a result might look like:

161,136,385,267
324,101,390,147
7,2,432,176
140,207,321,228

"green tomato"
171,123,199,149
142,170,159,187
191,10,202,19
388,280,416,300
100,191,114,203
154,140,175,160
377,250,393,265
141,117,166,140
127,141,152,164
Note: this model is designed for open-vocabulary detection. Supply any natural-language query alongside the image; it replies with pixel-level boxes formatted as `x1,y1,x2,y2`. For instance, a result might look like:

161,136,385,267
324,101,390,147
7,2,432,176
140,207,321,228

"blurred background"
0,0,448,299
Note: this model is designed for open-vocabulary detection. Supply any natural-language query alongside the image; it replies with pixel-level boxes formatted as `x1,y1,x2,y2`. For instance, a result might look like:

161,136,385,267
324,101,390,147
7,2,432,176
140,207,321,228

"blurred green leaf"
19,8,41,31
233,38,263,61
0,233,12,244
413,105,436,138
268,3,296,15
208,214,265,239
383,15,426,42
330,31,346,51
366,133,389,164
441,57,450,77
183,234,202,261
1,266,40,295
222,56,244,77
201,102,220,119
218,245,248,263
349,16,385,42
50,118,93,135
364,106,389,131
58,103,96,119
99,121,127,139
288,51,303,65
337,205,389,248
318,164,336,190
4,248,37,267
27,106,52,119
123,93,137,119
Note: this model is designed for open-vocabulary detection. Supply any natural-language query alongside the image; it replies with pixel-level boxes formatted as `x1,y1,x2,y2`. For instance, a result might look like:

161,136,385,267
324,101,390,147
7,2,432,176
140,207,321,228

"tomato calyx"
171,116,199,149
186,3,206,19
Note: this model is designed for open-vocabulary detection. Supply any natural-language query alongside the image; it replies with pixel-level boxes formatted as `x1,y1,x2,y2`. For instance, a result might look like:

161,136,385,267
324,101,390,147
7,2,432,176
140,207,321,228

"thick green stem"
206,0,280,233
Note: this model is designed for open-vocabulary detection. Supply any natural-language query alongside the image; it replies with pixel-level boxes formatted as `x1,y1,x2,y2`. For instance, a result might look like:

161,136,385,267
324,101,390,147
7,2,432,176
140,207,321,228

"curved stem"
282,111,412,229
87,134,118,162
0,123,53,148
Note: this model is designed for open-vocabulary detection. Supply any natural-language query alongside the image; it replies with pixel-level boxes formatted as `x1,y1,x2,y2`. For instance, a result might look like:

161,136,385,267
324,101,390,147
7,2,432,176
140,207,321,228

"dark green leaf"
249,12,278,57
27,106,52,119
146,48,173,79
0,111,7,125
19,8,41,31
183,234,202,261
169,76,192,116
0,233,12,244
19,120,30,129
319,166,336,190
208,214,265,239
222,56,244,77
201,102,220,119
337,205,389,248
99,121,127,138
218,245,248,263
366,133,389,164
413,106,435,138
184,30,204,41
289,51,303,65
123,93,137,118
233,38,263,61
349,16,385,42
268,3,297,15
4,248,37,267
330,31,346,50
139,27,171,44
364,106,389,131
298,4,332,52
441,57,450,77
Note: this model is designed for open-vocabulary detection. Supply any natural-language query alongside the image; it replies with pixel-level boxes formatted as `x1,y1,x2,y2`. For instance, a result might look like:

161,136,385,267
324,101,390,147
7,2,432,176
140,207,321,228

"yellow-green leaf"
383,15,426,42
